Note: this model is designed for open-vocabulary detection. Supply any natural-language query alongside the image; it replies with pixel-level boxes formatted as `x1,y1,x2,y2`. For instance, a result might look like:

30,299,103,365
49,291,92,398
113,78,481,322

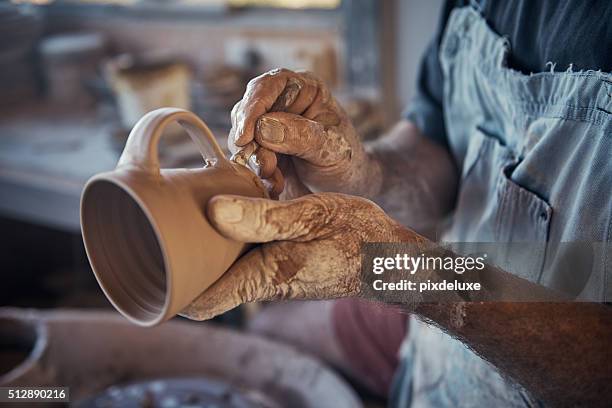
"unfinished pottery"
0,308,362,408
80,108,266,326
0,313,49,387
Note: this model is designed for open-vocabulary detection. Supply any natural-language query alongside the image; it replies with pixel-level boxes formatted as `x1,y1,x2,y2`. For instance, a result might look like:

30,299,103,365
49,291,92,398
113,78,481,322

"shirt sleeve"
403,0,459,148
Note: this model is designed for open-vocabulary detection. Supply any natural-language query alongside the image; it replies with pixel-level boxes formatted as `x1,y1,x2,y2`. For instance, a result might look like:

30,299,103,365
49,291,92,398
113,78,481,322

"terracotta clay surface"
80,108,266,326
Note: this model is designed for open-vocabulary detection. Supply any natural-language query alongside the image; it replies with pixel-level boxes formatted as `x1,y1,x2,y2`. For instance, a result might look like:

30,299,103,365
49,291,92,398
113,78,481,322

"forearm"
364,234,611,406
364,120,458,235
414,301,612,407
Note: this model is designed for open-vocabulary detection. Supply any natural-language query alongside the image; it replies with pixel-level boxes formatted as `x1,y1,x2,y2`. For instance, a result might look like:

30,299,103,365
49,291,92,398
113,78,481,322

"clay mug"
80,108,266,327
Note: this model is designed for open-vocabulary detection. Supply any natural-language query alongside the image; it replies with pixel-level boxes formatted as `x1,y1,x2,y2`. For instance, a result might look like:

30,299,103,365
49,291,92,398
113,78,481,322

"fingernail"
258,117,286,143
212,199,244,223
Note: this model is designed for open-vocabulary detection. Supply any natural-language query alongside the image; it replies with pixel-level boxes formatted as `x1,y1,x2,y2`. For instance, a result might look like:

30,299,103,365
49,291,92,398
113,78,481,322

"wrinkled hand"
229,68,379,199
181,193,424,320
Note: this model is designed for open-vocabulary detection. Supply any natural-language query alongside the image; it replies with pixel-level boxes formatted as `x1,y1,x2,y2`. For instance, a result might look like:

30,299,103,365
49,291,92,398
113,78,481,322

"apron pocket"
495,162,552,243
446,127,552,283
492,161,552,282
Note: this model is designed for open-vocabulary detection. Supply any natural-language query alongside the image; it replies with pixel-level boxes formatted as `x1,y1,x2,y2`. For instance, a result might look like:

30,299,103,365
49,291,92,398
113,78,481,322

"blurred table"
0,102,225,232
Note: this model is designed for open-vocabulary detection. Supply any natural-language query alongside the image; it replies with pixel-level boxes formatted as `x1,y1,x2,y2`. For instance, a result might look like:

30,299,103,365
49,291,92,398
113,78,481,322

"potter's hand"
229,68,379,199
181,193,424,320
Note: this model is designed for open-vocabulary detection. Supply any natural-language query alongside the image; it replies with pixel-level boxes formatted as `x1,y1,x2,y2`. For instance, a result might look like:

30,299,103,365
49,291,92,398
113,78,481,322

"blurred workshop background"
0,0,443,314
0,0,442,406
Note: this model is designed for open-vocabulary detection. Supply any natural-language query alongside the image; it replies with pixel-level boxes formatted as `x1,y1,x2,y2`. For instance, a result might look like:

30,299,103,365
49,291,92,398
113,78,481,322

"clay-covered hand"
181,192,424,320
229,68,379,199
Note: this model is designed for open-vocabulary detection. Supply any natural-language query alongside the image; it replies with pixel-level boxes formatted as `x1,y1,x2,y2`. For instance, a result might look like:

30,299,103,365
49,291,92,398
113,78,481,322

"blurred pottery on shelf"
80,108,266,327
105,54,192,133
40,32,107,106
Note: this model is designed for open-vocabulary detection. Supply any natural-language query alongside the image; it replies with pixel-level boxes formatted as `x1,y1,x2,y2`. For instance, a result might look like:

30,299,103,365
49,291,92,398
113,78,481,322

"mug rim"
80,171,173,327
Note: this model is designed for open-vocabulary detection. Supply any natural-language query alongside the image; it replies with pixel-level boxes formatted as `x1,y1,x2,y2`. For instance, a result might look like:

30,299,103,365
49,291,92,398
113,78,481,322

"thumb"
207,194,333,243
255,112,345,166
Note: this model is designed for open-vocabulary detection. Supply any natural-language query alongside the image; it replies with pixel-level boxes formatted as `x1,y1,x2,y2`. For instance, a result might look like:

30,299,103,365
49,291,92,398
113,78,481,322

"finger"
261,167,284,199
230,143,280,191
291,71,330,116
234,69,293,146
207,194,333,243
227,100,243,155
302,79,341,126
270,76,303,112
179,245,279,320
254,112,335,165
273,75,319,115
180,242,302,320
277,156,311,200
224,242,308,293
179,270,243,320
295,71,341,126
229,141,258,166
248,146,277,179
230,99,242,129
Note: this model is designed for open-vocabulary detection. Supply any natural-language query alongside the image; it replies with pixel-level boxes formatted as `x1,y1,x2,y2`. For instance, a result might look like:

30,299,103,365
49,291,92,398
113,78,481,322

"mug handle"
118,108,232,175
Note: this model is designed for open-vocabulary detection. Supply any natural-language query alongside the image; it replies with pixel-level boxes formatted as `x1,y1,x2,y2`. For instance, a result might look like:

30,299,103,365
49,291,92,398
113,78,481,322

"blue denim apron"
391,5,612,407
